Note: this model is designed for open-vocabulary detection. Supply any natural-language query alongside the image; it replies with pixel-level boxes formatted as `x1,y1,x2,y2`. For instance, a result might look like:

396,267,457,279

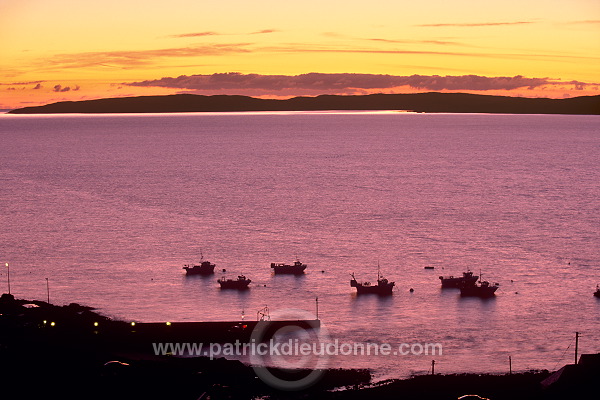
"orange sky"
1,0,599,110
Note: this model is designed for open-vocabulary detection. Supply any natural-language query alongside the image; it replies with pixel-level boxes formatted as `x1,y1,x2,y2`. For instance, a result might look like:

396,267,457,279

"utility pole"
509,356,512,375
575,332,580,365
315,296,319,319
46,278,50,304
431,360,435,375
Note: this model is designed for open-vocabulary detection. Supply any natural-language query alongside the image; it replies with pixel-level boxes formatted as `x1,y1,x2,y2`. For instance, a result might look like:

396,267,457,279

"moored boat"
183,259,216,276
271,259,307,275
460,280,499,297
350,272,395,296
439,270,478,288
218,275,251,290
594,285,600,298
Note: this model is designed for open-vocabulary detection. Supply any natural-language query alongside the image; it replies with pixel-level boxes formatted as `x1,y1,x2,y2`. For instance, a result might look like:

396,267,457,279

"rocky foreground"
0,294,595,399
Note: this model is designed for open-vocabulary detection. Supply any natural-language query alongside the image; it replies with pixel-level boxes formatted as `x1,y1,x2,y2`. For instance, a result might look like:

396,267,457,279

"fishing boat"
460,278,499,298
270,259,307,275
218,275,251,290
350,268,395,296
594,285,600,298
439,270,478,288
183,259,216,276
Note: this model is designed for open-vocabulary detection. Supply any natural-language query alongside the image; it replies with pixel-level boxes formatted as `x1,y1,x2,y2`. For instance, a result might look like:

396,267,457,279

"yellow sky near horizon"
1,0,599,109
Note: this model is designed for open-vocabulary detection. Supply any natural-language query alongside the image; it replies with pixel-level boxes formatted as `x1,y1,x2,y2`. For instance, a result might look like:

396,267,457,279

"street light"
5,263,10,295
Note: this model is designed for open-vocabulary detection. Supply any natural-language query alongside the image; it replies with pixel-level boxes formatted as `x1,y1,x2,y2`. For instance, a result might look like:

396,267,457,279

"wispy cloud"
169,29,278,38
126,72,555,94
38,44,252,70
258,44,599,63
261,44,474,57
321,32,346,38
565,20,600,25
0,80,45,85
250,29,279,35
321,32,468,47
417,21,534,27
169,31,219,38
366,38,468,46
26,36,597,75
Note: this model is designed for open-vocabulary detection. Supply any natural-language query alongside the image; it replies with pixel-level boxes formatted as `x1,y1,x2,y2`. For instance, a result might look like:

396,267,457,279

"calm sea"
1,112,599,379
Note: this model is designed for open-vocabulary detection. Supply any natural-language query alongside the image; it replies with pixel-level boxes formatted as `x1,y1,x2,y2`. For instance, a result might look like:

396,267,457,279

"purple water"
1,112,599,379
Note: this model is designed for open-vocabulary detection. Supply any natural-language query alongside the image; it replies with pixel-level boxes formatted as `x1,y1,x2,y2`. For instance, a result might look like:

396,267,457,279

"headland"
7,93,600,115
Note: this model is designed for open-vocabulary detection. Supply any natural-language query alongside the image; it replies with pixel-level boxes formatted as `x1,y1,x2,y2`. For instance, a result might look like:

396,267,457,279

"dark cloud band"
126,72,552,93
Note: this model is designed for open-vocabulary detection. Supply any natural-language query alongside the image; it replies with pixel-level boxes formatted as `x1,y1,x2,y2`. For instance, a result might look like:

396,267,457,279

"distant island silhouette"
7,92,600,115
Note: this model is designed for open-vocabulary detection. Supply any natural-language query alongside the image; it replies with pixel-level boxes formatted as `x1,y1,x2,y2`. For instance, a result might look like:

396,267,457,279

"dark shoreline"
1,294,595,399
7,92,600,115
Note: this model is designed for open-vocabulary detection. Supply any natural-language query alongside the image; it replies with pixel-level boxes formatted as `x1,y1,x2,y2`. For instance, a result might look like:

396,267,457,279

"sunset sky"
1,0,599,110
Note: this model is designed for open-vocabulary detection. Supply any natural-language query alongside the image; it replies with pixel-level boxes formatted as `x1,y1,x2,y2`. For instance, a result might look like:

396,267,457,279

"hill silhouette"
8,92,600,115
